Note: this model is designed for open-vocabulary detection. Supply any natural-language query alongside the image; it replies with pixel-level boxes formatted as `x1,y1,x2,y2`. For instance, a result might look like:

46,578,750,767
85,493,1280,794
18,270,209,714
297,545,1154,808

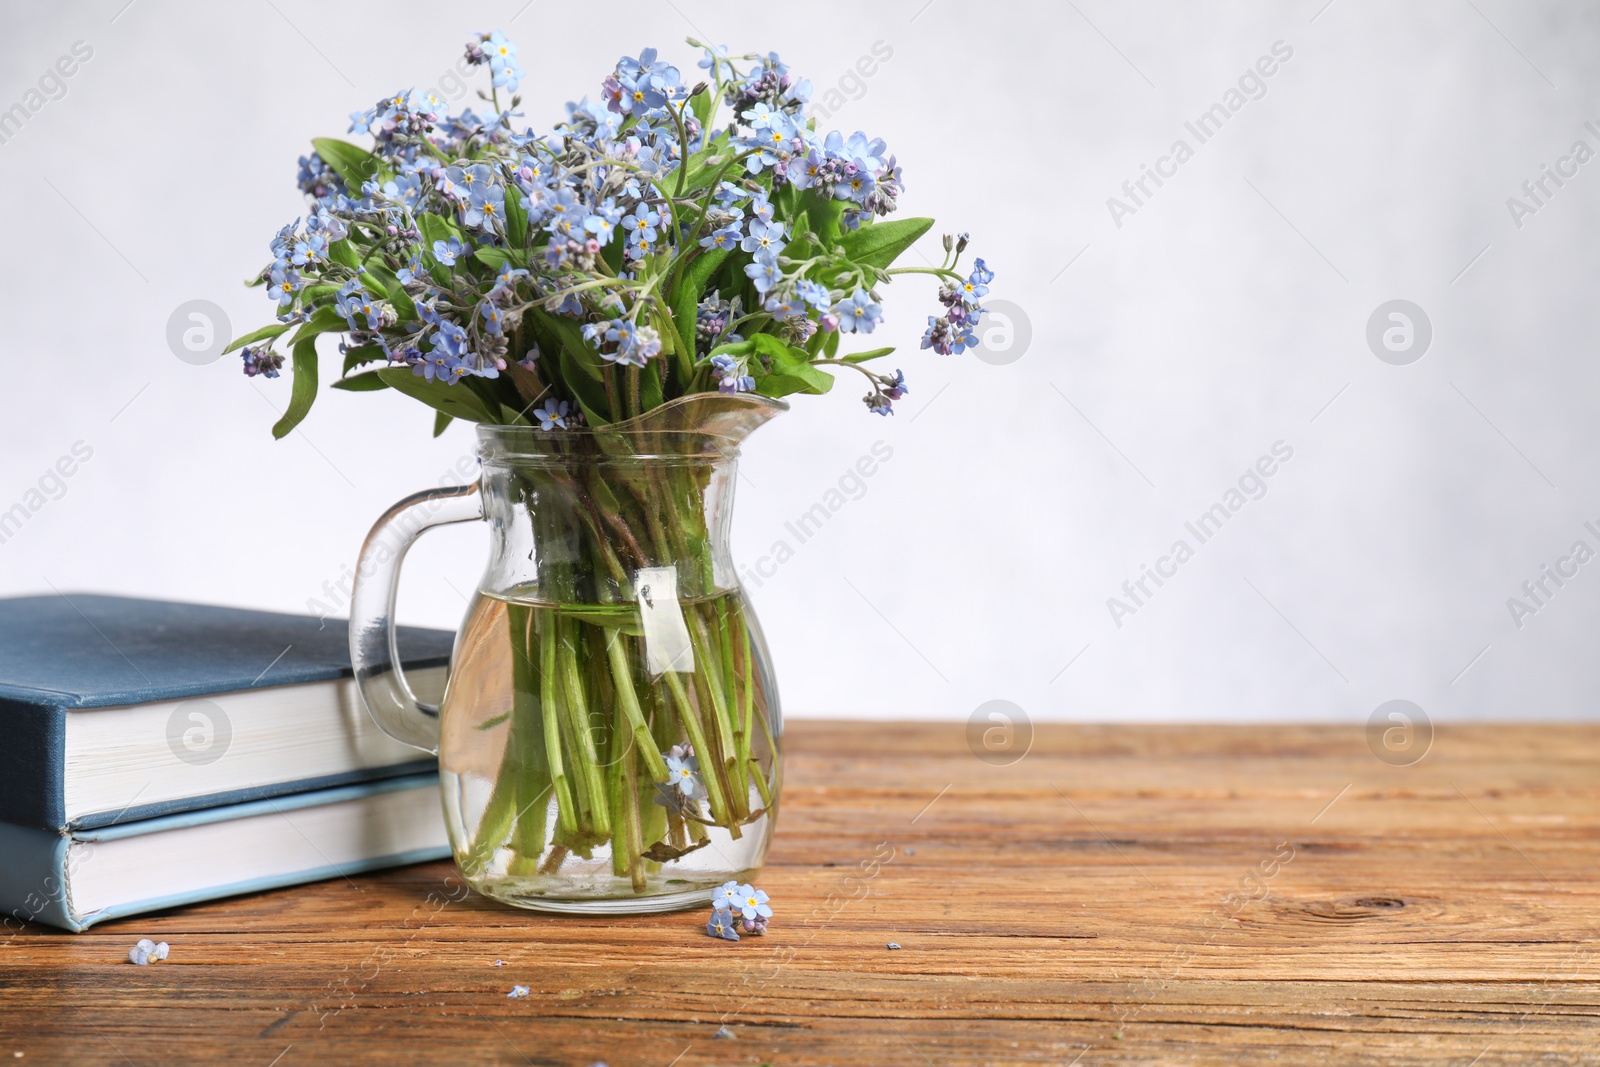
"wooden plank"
1,723,1596,1065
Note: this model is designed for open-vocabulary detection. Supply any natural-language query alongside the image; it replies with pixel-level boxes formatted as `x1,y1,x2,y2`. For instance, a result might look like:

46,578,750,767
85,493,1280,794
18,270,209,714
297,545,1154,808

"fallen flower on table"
705,881,772,940
507,984,530,998
127,939,169,965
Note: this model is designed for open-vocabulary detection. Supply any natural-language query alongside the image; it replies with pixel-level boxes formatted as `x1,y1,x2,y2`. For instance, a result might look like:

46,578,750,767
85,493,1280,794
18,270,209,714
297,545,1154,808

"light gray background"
1,1,1596,724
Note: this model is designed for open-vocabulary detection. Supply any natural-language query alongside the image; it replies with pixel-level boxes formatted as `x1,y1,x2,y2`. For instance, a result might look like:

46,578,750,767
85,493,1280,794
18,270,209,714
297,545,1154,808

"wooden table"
3,722,1596,1065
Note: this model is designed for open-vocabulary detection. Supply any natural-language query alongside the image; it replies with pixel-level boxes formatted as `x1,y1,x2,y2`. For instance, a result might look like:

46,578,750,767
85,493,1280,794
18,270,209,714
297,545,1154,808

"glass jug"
349,394,785,913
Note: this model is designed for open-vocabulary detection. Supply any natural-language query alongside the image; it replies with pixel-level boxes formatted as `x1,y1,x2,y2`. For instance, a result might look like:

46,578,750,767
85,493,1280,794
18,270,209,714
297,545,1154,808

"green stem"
539,609,579,838
603,364,622,420
662,669,733,828
624,747,647,892
558,617,610,838
603,631,671,783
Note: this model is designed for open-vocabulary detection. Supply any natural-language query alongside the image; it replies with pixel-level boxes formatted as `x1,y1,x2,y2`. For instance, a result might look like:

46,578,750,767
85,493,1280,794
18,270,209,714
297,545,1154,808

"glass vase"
349,393,786,913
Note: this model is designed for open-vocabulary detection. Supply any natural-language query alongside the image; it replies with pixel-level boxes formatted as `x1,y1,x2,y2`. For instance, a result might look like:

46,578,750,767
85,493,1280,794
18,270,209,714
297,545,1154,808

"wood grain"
2,722,1597,1066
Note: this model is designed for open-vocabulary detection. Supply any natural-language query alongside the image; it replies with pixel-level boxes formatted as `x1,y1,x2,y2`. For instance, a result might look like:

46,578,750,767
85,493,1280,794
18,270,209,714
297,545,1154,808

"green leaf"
676,131,734,192
223,323,290,356
361,263,417,322
504,186,528,247
377,367,498,424
459,375,512,424
687,87,714,128
290,304,347,344
558,346,611,420
415,213,458,248
433,410,454,437
842,346,895,364
271,336,320,439
415,213,463,283
783,208,816,261
838,216,935,269
331,369,389,391
668,248,728,387
529,309,603,381
310,137,384,190
799,190,846,247
326,239,361,270
473,245,528,272
341,343,385,375
572,392,609,429
727,333,835,398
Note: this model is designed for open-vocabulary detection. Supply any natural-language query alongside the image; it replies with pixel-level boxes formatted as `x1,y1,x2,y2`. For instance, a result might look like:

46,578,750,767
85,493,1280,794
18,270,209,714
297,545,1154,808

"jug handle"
349,480,484,754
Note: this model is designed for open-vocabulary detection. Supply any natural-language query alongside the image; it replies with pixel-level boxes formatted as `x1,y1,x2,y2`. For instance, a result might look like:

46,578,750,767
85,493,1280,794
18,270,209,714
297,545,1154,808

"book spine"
0,697,66,832
0,820,80,933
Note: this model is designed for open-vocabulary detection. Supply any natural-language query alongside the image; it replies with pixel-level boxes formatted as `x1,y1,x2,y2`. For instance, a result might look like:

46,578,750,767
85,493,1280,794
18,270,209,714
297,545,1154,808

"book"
0,773,450,932
0,593,454,831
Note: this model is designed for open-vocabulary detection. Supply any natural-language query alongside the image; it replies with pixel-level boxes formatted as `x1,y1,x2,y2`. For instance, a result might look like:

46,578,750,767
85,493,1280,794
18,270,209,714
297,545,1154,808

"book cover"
0,773,450,933
0,593,455,831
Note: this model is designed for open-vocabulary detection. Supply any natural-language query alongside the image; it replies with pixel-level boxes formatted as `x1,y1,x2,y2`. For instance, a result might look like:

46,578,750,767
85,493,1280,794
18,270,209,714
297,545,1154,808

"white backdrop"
2,0,1597,726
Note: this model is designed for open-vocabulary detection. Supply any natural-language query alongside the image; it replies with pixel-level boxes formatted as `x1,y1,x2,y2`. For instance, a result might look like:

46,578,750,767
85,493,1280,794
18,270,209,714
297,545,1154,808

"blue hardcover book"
0,594,454,832
0,773,450,932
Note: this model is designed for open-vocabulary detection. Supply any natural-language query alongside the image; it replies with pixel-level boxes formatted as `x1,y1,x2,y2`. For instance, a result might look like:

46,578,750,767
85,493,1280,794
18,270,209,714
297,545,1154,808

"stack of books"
0,594,456,931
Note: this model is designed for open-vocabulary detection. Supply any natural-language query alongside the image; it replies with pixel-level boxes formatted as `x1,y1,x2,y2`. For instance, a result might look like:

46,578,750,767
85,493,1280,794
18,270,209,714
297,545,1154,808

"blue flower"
744,252,781,294
959,269,989,305
711,880,741,911
833,289,883,334
491,260,529,293
432,237,464,266
542,187,582,239
599,320,660,367
290,233,326,266
664,753,701,796
622,202,660,244
533,399,570,430
764,296,806,321
697,43,735,80
413,350,452,382
441,163,492,202
706,907,741,942
701,222,743,251
611,48,683,118
970,257,994,285
336,287,384,331
431,320,470,358
480,302,506,336
268,264,303,307
732,884,772,921
128,938,169,965
797,279,831,310
464,182,506,233
483,31,523,92
507,984,530,999
711,354,756,394
740,219,786,257
240,346,283,379
583,198,624,244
